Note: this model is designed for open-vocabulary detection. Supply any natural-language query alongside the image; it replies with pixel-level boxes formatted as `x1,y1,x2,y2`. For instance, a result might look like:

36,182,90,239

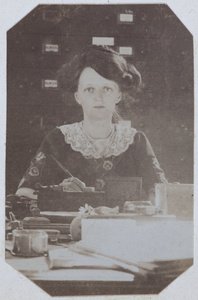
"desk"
5,217,193,296
5,247,193,296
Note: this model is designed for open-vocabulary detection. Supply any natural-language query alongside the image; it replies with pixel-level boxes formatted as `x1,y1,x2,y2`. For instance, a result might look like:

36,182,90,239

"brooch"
102,160,113,171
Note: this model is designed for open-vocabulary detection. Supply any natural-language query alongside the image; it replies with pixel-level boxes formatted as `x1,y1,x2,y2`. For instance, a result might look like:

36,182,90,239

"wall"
6,4,193,194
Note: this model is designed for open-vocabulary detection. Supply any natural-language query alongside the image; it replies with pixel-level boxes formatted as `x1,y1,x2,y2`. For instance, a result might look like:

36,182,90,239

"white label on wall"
92,37,114,46
42,80,58,88
119,47,133,55
44,44,59,53
119,13,133,23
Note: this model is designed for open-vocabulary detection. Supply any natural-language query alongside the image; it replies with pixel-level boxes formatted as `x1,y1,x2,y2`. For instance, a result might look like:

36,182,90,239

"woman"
16,45,167,200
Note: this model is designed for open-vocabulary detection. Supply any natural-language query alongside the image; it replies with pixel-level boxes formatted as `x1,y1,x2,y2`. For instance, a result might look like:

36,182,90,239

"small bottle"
155,183,167,214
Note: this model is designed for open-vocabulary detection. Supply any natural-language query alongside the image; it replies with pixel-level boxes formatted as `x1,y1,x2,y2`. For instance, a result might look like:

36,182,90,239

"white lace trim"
58,122,137,159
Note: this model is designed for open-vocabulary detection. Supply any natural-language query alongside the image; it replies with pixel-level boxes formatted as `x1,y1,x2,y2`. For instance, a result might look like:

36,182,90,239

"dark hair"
57,45,141,94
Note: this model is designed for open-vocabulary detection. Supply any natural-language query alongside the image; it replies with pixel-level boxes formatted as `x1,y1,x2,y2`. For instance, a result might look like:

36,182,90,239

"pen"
50,154,74,178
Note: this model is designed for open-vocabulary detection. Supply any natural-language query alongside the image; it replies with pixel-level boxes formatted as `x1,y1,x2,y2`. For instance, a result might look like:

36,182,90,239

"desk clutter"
36,176,142,212
6,213,193,287
5,179,193,293
6,179,193,243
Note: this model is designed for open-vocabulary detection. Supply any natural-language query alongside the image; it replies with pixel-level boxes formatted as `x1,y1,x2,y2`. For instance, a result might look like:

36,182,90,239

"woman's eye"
104,86,112,92
85,87,94,93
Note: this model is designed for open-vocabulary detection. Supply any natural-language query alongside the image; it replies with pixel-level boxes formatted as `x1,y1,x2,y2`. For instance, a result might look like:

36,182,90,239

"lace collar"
58,122,137,159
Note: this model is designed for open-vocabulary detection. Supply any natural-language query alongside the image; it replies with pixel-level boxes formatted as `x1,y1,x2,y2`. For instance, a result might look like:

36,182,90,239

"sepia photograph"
1,0,197,299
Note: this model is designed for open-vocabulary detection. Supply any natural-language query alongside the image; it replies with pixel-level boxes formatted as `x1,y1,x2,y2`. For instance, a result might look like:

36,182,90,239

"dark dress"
18,122,167,198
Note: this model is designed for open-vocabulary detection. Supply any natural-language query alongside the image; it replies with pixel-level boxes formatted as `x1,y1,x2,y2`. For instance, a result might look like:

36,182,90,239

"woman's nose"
94,89,103,101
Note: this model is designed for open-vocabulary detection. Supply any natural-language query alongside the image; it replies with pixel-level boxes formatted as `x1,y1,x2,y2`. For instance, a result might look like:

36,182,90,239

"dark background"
6,4,194,194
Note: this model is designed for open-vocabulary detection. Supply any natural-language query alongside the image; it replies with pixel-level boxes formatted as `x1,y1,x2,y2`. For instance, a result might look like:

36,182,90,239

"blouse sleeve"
134,131,168,194
17,128,67,190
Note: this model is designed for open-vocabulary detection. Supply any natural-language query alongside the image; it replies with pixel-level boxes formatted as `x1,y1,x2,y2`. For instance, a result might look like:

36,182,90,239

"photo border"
1,0,197,299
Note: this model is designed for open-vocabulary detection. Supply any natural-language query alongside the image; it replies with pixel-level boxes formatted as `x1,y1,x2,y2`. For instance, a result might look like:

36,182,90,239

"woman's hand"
59,177,86,192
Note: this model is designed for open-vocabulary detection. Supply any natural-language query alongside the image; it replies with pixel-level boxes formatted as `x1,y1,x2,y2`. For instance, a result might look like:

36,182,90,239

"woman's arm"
16,187,38,199
134,131,168,195
15,128,62,197
15,127,86,198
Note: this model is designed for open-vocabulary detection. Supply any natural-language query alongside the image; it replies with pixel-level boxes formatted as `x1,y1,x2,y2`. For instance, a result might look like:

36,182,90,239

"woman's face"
75,67,121,120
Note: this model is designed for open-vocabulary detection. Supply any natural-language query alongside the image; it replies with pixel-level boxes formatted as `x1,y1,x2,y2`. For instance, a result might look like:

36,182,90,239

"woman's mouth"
94,105,105,108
